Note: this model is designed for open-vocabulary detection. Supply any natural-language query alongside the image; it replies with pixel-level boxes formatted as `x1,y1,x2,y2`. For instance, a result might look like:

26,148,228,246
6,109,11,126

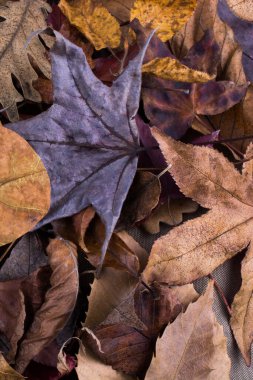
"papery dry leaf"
0,125,50,246
143,128,253,285
227,0,253,21
131,0,196,42
84,282,198,376
77,332,135,380
243,142,253,178
7,32,154,268
145,281,231,380
0,0,52,121
102,0,134,23
15,238,78,373
59,0,121,50
142,198,198,234
0,354,24,379
142,57,214,82
230,242,253,365
33,78,53,105
119,171,161,227
0,233,48,281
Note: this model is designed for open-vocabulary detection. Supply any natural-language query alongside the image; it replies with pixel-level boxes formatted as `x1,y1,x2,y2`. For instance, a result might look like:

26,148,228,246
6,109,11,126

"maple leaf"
59,0,121,50
142,127,253,286
0,124,50,246
0,0,53,121
145,281,231,380
130,0,197,42
7,31,154,268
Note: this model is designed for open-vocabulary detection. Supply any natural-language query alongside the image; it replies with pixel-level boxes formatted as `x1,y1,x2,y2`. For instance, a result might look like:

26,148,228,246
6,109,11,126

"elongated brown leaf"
15,238,79,374
145,282,231,380
143,128,253,285
0,125,50,246
0,0,53,121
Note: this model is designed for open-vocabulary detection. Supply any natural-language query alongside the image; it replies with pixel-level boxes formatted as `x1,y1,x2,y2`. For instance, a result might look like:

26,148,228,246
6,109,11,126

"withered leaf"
227,0,253,21
143,128,253,285
142,198,198,234
7,31,154,266
145,282,231,380
15,238,78,373
0,0,53,121
0,354,24,379
0,125,50,246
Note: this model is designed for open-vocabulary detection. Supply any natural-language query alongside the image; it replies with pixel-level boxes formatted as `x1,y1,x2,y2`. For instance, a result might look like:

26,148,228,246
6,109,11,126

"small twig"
157,164,172,179
209,274,232,315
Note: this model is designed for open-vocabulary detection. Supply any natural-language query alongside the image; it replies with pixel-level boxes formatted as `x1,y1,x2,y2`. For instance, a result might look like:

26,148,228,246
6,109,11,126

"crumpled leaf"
0,124,50,246
142,198,198,234
143,128,253,285
7,31,154,267
0,0,52,121
0,354,24,379
230,242,253,365
59,0,121,50
131,0,197,42
142,57,214,82
84,282,198,376
77,331,135,380
15,238,79,374
0,232,48,281
145,281,231,380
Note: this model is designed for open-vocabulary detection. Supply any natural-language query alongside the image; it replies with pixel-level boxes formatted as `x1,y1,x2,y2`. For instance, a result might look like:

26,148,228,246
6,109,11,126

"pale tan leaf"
227,0,253,21
231,242,253,365
142,128,253,285
0,354,24,379
0,0,52,121
243,142,253,179
0,124,50,246
15,238,79,373
142,57,214,82
145,282,231,380
142,198,198,234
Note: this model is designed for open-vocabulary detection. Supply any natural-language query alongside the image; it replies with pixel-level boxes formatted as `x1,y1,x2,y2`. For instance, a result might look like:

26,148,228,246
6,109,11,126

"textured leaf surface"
0,0,52,121
0,354,24,379
145,282,231,380
59,0,121,50
227,0,253,21
142,57,214,82
0,125,50,246
131,0,197,42
15,238,79,373
143,128,253,285
7,32,153,266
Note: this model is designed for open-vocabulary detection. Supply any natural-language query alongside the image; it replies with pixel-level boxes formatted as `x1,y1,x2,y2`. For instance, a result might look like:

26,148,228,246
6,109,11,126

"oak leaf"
145,281,231,380
59,0,121,50
7,32,153,267
0,124,50,246
131,0,197,42
142,57,214,82
143,127,253,285
15,238,79,373
0,0,52,121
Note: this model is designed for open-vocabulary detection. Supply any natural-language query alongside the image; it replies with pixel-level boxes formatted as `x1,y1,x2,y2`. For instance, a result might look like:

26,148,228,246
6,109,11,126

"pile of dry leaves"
1,0,253,379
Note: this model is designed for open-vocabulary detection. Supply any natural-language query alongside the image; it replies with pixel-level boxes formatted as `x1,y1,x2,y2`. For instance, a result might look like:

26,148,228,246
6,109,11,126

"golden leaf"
0,0,53,121
0,354,24,379
142,57,214,82
131,0,197,42
0,124,50,246
59,0,121,50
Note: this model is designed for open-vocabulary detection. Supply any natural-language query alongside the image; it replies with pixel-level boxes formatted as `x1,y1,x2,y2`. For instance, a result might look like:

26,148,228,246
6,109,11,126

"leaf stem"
208,274,232,315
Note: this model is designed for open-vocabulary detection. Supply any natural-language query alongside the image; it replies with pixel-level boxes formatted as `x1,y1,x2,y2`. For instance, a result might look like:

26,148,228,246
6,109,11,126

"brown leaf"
243,142,253,179
119,171,161,227
145,281,231,380
142,198,198,234
33,78,53,105
102,0,134,23
227,0,253,21
77,331,135,379
230,242,253,365
15,238,79,373
0,354,24,379
0,125,50,246
143,128,253,285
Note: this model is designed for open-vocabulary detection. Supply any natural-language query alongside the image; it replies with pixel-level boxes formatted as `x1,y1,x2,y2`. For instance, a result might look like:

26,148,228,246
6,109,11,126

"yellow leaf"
142,57,214,82
0,124,50,246
0,354,24,379
131,0,197,42
59,0,121,50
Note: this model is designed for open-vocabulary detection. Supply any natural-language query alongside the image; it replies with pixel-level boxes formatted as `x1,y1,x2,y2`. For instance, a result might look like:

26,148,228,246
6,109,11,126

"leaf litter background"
1,0,253,379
